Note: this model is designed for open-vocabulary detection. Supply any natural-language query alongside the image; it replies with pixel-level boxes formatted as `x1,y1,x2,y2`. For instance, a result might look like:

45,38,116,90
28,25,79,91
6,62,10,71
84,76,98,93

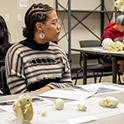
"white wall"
0,0,115,53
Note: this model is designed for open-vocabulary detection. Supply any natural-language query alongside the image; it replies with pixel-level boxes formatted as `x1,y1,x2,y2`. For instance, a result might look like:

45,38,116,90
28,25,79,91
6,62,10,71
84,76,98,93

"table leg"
111,57,117,83
83,54,87,85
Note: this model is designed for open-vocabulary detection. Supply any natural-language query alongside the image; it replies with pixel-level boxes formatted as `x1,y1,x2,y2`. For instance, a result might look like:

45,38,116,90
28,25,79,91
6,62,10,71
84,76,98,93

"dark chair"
0,60,5,89
74,40,121,85
0,66,11,95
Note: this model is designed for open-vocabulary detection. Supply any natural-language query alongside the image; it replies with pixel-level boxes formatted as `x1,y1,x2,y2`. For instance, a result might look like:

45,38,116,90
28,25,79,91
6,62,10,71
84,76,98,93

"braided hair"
23,3,54,39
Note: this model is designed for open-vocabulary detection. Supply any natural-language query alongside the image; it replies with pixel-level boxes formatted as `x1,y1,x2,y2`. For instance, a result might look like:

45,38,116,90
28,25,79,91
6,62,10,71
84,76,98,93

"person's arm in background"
102,38,114,50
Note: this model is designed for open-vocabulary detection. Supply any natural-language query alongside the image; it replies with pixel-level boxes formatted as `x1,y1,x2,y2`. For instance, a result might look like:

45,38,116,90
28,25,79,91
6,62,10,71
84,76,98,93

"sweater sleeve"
48,49,73,89
60,51,72,83
47,82,73,89
5,46,28,94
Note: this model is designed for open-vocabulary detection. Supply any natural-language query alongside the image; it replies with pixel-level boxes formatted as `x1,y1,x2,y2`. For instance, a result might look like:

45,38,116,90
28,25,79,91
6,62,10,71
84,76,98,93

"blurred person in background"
0,15,11,60
102,15,124,82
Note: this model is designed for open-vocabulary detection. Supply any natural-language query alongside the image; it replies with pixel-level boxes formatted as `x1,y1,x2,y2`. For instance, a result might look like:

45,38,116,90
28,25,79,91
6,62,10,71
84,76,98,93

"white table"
71,47,124,84
0,83,124,124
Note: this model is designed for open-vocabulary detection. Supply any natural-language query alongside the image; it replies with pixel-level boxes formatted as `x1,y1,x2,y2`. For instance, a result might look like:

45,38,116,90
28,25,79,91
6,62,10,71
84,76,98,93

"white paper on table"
76,83,124,95
67,116,98,124
39,89,94,101
39,83,124,101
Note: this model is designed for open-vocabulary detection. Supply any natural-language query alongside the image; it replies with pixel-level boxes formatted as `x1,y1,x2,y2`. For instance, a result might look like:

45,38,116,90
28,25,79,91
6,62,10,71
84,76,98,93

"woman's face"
41,10,61,42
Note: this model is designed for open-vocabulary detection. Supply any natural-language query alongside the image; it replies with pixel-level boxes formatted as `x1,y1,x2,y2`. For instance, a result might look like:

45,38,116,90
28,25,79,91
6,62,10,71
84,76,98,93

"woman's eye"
51,22,57,25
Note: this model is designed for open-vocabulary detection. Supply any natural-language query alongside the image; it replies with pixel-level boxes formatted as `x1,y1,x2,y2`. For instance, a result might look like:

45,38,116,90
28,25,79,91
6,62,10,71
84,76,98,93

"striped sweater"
5,39,72,94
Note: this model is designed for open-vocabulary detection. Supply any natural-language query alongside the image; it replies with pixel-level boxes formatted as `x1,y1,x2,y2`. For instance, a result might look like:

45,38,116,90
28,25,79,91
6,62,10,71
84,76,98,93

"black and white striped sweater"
5,39,72,94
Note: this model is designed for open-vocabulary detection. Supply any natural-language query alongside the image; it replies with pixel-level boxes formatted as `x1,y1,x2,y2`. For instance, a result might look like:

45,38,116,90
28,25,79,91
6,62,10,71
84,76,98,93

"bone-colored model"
54,98,64,110
107,41,124,51
99,96,118,108
13,94,33,123
77,103,87,111
41,110,47,116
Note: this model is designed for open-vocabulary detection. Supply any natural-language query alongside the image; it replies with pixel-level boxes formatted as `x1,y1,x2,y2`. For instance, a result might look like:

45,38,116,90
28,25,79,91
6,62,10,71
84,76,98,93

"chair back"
0,66,11,95
0,60,4,89
79,40,102,66
79,40,101,47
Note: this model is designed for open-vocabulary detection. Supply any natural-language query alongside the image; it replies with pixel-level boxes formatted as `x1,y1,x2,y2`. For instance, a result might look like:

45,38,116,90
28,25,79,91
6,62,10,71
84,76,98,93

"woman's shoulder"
49,42,64,50
7,40,27,54
8,42,22,49
49,42,67,56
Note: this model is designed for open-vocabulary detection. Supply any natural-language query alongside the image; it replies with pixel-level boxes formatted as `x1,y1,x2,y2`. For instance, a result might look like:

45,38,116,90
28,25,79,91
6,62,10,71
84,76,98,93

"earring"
39,32,45,39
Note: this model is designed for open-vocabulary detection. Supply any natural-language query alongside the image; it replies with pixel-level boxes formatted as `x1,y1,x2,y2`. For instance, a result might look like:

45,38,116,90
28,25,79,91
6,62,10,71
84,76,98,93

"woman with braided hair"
5,3,73,94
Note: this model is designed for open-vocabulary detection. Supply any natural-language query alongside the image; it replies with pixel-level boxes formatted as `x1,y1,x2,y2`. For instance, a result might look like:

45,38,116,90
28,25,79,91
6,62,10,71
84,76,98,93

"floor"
72,75,123,85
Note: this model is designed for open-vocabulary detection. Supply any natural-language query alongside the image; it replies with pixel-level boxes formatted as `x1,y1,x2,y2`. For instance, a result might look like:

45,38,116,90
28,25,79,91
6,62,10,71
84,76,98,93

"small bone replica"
54,98,64,110
77,103,87,111
107,41,124,51
41,110,47,116
13,94,33,123
115,0,124,8
115,0,124,11
99,96,118,108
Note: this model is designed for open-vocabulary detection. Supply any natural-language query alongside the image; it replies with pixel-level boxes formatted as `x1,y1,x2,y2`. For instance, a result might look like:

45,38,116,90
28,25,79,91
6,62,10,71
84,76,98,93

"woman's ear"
35,22,42,30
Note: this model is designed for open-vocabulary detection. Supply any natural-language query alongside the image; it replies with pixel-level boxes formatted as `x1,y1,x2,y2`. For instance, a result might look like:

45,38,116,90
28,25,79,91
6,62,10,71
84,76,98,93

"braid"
23,3,54,39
